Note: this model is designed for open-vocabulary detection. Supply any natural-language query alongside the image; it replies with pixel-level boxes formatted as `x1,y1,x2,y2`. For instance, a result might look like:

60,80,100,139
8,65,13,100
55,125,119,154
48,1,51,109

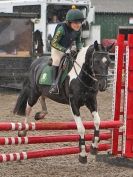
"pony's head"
85,41,112,91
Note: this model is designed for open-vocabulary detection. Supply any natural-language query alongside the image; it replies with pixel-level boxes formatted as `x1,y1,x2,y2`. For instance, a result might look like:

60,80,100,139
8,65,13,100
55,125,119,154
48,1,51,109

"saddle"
39,54,73,86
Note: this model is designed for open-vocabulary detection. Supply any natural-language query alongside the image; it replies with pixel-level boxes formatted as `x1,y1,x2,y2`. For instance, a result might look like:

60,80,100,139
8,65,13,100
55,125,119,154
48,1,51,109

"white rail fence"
107,53,115,89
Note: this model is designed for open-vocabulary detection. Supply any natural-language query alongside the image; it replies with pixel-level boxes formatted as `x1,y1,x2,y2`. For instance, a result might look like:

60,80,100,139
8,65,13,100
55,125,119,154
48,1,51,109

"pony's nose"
99,79,107,91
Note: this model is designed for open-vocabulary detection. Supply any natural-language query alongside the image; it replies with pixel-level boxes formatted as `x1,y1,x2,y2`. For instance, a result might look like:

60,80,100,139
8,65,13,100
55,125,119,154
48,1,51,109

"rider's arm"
51,26,66,53
76,31,83,50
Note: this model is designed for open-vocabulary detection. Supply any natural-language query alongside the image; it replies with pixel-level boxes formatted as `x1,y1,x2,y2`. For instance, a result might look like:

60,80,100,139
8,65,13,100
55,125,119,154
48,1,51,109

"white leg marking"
92,111,100,130
92,137,99,148
18,123,22,130
70,104,86,157
74,116,86,157
92,111,100,148
26,102,32,117
19,102,31,136
25,102,32,123
73,115,85,139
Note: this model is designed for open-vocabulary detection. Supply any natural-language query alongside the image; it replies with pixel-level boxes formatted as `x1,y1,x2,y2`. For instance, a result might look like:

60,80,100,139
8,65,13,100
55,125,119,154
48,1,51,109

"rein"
74,60,98,81
73,63,98,91
68,50,109,91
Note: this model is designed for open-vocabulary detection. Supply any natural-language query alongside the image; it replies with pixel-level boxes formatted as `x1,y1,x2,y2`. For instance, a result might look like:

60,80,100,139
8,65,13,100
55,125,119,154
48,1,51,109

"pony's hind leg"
18,102,32,137
69,97,87,164
34,96,48,121
18,90,40,137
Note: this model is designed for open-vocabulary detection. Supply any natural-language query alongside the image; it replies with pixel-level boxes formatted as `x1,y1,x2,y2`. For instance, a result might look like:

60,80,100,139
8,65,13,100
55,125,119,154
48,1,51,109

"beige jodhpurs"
51,47,64,66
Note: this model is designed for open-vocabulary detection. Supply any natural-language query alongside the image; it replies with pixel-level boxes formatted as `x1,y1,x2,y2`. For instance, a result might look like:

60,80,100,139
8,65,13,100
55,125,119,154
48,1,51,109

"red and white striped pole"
0,121,122,131
0,133,111,145
0,144,111,163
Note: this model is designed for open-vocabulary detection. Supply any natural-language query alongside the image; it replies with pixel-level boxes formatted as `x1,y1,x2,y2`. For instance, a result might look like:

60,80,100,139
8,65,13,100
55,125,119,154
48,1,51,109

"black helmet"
66,9,84,22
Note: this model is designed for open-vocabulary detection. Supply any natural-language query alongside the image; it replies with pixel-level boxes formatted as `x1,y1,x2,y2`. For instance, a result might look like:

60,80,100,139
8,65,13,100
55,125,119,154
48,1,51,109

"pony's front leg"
69,97,87,164
86,99,100,155
90,111,100,155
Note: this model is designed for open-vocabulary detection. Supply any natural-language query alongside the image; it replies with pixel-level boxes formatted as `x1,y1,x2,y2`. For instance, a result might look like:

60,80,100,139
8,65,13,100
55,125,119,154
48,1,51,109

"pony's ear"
94,40,99,51
106,43,115,52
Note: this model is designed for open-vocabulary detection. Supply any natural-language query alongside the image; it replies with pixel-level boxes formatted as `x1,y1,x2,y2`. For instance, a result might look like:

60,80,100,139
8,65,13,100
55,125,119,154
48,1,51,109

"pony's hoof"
78,155,87,164
90,145,98,155
34,112,47,121
18,130,27,137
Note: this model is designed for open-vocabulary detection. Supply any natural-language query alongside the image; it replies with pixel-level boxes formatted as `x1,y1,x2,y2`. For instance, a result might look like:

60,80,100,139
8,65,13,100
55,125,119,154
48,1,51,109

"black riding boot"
49,66,59,94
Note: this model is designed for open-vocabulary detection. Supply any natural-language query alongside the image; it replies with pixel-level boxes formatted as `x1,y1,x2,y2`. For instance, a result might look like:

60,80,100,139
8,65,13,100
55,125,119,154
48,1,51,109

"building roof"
91,0,133,13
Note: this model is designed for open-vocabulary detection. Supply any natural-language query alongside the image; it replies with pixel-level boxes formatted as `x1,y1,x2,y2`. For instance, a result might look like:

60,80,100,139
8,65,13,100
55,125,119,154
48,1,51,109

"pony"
13,41,112,164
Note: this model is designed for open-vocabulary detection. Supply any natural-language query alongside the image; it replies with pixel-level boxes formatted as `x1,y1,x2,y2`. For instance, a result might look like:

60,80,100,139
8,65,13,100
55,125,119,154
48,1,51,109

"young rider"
49,7,85,94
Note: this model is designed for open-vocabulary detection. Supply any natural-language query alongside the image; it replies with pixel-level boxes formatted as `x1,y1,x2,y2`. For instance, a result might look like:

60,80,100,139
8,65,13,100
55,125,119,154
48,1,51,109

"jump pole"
0,133,111,145
0,144,111,163
0,120,122,131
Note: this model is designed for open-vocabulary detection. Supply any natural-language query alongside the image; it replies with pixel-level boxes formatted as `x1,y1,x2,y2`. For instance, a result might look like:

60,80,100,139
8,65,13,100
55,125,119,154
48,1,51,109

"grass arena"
0,35,133,177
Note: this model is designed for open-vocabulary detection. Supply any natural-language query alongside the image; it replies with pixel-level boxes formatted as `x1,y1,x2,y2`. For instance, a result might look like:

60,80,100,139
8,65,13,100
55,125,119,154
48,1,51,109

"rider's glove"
65,48,71,54
70,50,77,58
65,49,71,58
65,48,78,58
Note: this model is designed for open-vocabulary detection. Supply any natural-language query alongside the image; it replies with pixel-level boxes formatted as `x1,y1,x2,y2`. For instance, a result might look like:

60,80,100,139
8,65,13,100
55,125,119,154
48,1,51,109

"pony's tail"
13,78,30,116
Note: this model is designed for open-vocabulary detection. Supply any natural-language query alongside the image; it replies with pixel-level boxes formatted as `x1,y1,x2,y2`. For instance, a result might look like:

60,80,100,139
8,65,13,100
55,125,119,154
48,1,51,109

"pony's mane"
76,44,94,66
69,43,105,80
76,46,90,65
68,46,91,79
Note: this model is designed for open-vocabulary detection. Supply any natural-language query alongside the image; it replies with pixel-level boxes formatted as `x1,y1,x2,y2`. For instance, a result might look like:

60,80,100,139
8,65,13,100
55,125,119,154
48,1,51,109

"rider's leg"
49,65,59,93
49,47,64,94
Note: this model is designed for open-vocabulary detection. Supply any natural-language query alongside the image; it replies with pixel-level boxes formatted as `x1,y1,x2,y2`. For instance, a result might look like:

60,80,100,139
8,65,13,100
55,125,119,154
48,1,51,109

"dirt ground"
0,89,133,177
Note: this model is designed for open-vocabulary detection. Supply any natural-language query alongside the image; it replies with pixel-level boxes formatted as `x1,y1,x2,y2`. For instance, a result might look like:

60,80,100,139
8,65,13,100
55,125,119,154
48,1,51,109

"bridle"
90,50,109,79
69,49,109,90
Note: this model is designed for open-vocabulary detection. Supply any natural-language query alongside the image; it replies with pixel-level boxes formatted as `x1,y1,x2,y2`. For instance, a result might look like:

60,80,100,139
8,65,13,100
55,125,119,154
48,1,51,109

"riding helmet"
66,8,84,23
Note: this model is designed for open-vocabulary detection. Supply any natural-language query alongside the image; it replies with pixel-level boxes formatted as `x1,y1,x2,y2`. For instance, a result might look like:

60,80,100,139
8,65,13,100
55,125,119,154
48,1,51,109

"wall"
95,12,133,39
